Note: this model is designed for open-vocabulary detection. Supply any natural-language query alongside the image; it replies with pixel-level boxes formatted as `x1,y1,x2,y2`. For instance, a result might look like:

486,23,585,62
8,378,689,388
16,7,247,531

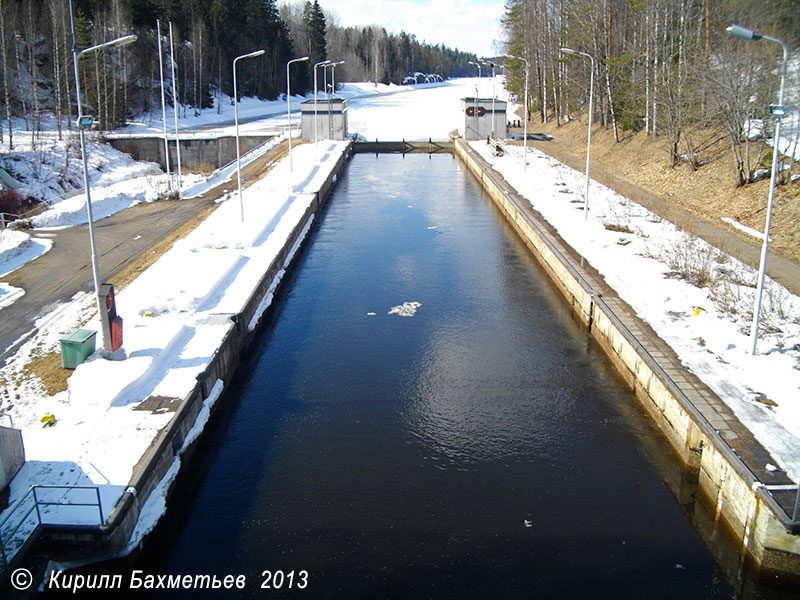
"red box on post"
111,315,123,351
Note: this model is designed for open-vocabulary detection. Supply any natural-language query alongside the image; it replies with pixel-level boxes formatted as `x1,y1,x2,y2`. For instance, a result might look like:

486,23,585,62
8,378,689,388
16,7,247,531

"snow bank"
0,229,52,309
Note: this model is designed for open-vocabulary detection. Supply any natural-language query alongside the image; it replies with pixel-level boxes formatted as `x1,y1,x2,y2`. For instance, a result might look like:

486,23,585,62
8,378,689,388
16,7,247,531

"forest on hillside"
502,0,800,186
0,0,478,144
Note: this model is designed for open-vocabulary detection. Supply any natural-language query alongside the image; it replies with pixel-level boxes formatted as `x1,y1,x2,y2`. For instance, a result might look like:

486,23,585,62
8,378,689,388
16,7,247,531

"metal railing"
487,136,505,156
0,212,13,230
0,485,103,572
352,138,453,155
0,202,49,230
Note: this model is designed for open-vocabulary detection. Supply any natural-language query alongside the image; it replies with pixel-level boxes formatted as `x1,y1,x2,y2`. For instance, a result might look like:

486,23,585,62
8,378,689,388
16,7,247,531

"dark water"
83,154,744,598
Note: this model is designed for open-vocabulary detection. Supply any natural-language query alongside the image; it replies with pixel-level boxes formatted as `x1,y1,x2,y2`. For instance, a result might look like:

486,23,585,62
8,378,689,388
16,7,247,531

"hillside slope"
519,115,800,269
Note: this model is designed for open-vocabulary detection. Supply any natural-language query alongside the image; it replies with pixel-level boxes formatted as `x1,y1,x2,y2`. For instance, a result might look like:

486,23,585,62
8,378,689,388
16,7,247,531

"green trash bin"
60,329,97,369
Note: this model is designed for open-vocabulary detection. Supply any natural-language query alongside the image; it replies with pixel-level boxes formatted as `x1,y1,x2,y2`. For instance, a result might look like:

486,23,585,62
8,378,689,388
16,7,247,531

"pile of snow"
402,72,444,85
0,229,52,310
0,134,85,207
0,228,33,264
720,216,771,241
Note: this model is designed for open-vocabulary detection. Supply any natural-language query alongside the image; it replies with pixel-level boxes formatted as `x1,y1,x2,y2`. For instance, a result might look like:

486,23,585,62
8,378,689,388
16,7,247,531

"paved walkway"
518,136,800,296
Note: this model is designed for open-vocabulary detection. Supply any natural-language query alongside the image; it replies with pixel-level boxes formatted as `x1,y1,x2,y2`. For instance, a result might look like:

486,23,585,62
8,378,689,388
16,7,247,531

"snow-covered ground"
0,228,50,309
0,76,798,566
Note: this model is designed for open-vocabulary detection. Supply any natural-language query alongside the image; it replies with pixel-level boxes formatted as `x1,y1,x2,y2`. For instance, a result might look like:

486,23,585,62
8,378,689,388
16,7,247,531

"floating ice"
388,301,421,317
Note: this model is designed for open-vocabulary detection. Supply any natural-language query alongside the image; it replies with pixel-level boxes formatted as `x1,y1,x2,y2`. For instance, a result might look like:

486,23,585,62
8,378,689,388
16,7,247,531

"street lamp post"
69,0,136,354
326,61,344,140
469,61,482,139
482,61,496,138
287,56,310,170
169,22,182,197
561,47,595,219
507,54,529,170
233,49,265,222
156,20,171,190
469,60,482,95
727,24,789,355
314,60,331,144
329,60,344,96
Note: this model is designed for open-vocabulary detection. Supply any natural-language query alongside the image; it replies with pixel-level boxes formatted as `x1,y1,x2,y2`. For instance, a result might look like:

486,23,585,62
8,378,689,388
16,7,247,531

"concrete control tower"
461,97,507,140
301,98,348,142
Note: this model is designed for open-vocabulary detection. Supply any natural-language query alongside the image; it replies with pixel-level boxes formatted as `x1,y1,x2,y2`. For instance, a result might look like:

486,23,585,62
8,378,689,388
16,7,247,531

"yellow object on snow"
693,307,705,316
40,413,56,427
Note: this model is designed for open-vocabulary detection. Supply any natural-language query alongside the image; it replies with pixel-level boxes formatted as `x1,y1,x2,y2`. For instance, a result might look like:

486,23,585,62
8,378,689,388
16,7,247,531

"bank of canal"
74,153,774,597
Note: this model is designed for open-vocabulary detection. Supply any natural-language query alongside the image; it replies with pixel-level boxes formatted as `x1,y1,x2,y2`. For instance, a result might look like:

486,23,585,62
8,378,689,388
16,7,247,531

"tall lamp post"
468,61,482,139
169,22,182,197
69,1,135,353
727,24,789,355
287,56,310,170
482,61,496,138
156,20,171,191
560,47,595,219
314,60,331,144
233,49,265,222
328,60,344,97
469,60,482,95
507,54,529,170
328,61,344,139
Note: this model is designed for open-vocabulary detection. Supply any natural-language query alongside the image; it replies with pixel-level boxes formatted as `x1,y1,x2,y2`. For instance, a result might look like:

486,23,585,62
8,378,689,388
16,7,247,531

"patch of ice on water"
388,301,421,317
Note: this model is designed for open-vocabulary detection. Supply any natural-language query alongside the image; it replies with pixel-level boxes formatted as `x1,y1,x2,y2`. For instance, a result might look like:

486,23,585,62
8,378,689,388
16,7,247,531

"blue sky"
317,0,507,58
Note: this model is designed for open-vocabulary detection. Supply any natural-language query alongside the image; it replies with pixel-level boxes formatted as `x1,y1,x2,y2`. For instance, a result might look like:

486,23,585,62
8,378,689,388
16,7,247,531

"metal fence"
0,485,103,573
0,203,49,230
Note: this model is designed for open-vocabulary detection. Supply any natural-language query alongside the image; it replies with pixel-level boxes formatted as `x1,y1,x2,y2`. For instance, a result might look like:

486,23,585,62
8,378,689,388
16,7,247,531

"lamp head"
727,24,759,40
115,34,137,47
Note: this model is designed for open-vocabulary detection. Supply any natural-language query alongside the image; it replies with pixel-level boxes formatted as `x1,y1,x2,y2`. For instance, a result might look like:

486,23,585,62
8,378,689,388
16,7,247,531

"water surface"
133,153,736,598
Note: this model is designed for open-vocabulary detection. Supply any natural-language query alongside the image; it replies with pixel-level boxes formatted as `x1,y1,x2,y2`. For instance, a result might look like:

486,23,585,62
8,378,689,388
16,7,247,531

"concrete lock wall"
106,135,274,172
301,99,348,142
462,98,507,141
0,426,24,503
453,136,800,578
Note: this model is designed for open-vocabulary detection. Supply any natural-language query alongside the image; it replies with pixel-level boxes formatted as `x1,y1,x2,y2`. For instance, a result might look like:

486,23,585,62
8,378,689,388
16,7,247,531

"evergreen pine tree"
303,0,326,66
